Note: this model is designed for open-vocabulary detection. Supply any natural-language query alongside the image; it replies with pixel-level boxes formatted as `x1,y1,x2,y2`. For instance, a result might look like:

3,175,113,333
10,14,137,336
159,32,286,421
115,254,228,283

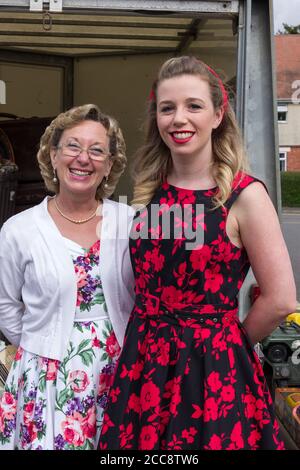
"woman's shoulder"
229,172,269,209
231,171,268,196
225,172,268,209
0,198,45,238
232,172,266,190
2,206,34,231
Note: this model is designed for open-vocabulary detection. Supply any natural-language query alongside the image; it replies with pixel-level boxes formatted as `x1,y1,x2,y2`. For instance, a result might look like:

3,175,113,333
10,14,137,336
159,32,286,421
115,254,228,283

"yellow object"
293,405,300,425
275,388,300,447
286,312,300,326
286,392,300,409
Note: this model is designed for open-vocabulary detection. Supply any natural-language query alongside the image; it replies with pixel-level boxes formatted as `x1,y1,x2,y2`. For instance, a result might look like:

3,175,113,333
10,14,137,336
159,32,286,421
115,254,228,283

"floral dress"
99,173,284,450
0,239,120,450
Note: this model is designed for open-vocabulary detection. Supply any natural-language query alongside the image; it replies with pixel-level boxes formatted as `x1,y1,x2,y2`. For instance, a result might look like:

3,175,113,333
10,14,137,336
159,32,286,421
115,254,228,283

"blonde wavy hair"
37,104,126,200
132,56,249,208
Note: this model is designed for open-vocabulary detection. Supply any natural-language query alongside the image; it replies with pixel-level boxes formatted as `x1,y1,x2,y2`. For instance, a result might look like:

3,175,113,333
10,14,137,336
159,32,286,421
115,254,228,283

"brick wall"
275,35,300,100
287,147,300,171
275,36,300,172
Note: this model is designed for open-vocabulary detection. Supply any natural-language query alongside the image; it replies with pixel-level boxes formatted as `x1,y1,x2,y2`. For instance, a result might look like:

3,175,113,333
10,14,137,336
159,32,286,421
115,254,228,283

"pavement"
281,208,300,304
282,207,300,214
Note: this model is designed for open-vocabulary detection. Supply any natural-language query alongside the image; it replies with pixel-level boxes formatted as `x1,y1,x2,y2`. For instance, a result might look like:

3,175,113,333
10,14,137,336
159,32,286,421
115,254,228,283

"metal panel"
28,0,64,12
29,0,43,11
63,0,239,13
246,0,279,209
0,0,28,5
50,0,62,11
237,0,280,322
236,0,250,134
236,0,278,208
0,0,239,13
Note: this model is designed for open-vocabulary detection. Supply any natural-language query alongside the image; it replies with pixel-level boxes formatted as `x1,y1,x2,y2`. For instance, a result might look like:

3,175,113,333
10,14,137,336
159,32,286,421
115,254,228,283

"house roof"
275,35,300,100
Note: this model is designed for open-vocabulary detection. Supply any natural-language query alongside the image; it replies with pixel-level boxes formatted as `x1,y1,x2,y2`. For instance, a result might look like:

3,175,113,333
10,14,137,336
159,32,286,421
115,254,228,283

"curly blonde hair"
132,56,249,208
37,104,126,200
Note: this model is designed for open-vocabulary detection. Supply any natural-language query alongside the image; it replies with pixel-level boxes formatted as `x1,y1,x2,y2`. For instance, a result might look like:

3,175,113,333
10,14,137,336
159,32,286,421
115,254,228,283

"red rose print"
105,331,121,359
140,381,160,412
139,425,158,450
190,245,211,271
207,371,222,393
220,384,235,403
203,397,218,422
204,265,223,293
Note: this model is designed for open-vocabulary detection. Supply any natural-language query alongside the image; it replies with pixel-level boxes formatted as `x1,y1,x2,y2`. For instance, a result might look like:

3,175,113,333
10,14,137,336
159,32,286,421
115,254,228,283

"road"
281,210,300,303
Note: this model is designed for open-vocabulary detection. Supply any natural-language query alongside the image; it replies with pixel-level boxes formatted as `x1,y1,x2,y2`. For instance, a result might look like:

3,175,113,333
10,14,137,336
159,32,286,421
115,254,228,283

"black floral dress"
99,173,284,450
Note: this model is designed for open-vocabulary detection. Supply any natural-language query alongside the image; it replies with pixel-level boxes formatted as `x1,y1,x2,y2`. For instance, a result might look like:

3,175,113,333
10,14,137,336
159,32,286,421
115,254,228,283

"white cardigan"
0,197,135,360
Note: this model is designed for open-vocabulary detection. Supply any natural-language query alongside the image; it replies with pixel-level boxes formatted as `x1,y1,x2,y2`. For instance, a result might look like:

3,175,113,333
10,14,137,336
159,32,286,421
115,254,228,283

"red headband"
205,64,229,110
148,88,155,102
148,62,228,109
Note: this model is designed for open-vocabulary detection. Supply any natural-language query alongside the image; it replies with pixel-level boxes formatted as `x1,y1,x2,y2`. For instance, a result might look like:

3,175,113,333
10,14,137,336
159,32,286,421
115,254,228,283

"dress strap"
225,172,268,210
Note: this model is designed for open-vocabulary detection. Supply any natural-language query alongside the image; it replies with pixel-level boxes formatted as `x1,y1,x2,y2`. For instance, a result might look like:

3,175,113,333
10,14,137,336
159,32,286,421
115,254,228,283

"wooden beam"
0,11,191,29
176,18,207,54
0,24,181,41
0,35,178,49
1,46,175,58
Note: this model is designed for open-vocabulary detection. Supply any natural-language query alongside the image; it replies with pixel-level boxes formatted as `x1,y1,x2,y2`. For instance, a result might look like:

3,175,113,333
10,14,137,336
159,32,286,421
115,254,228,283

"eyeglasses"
57,141,110,162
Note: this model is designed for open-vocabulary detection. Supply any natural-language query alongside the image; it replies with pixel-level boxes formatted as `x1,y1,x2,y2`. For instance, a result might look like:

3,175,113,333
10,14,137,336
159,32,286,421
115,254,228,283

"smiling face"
156,74,223,162
50,120,112,200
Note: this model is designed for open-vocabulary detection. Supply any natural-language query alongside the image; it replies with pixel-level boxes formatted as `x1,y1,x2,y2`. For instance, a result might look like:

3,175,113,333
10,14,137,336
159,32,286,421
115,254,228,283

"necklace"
54,197,99,224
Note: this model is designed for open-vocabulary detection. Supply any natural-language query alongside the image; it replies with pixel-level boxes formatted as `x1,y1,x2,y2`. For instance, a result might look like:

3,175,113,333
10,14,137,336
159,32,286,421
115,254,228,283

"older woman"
0,104,135,450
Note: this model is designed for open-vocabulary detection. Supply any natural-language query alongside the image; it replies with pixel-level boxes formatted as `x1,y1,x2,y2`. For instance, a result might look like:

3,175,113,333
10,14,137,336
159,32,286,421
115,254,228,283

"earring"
103,176,108,189
53,169,58,184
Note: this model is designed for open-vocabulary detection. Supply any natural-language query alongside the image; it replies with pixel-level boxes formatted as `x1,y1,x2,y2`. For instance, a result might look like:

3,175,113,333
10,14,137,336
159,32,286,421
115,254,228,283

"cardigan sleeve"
117,208,135,340
0,222,25,346
120,236,135,305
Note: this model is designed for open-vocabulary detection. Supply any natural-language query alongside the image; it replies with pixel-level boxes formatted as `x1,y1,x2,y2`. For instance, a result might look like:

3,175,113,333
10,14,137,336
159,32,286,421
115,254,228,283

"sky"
273,0,300,33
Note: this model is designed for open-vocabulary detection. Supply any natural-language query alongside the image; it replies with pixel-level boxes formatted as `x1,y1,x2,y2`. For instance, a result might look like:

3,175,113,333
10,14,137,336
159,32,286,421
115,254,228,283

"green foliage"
277,23,300,34
281,172,300,207
56,387,74,409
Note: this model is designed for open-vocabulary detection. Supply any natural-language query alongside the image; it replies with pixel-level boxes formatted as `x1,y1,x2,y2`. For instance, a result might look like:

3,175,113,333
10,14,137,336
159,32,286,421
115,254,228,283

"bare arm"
233,182,296,344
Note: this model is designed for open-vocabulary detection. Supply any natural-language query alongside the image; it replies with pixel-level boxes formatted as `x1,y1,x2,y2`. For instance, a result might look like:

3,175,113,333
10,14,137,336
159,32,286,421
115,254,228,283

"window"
278,111,287,122
278,105,287,122
279,152,287,172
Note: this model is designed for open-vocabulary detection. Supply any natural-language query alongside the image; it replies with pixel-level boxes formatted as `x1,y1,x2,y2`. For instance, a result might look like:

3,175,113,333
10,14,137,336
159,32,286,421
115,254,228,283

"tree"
277,22,300,34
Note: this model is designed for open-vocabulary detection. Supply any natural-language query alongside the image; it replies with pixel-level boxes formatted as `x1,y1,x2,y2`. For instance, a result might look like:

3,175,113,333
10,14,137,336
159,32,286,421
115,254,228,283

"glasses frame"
56,141,111,162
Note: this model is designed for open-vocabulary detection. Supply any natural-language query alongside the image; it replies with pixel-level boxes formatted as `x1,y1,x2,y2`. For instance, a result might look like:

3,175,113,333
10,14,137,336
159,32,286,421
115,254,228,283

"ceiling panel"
0,10,236,57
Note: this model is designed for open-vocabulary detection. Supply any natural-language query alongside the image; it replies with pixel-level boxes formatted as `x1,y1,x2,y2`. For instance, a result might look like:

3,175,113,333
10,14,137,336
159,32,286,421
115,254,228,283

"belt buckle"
145,293,160,316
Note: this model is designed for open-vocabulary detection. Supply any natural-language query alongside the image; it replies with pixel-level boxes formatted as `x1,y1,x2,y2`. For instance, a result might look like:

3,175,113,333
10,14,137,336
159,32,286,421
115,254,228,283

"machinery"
261,314,300,387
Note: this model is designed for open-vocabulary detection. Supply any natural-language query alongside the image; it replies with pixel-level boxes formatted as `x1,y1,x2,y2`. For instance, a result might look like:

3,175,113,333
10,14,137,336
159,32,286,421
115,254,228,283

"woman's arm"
0,224,24,346
234,182,296,344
